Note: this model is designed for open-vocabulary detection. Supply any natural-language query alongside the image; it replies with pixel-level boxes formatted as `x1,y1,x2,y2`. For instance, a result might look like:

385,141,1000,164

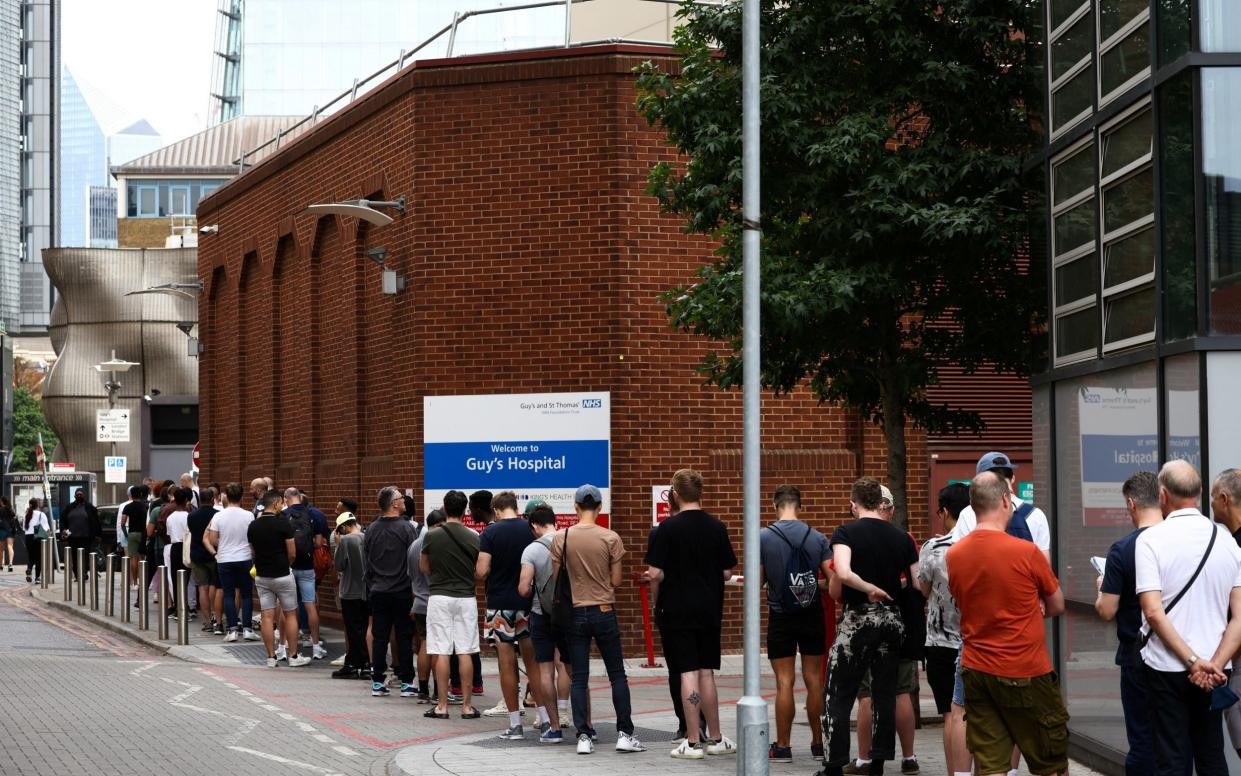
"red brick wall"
198,45,932,653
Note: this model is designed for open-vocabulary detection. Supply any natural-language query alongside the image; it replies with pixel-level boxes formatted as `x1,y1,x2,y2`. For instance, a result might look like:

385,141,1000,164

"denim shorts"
292,568,316,603
953,648,965,707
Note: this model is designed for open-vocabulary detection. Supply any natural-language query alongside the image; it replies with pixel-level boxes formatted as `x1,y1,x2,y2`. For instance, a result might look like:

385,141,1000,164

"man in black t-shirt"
121,487,149,587
821,477,918,776
187,486,223,634
646,469,738,760
247,491,310,668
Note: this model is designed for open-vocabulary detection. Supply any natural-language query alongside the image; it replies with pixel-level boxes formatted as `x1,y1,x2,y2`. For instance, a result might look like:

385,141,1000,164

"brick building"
196,44,1024,652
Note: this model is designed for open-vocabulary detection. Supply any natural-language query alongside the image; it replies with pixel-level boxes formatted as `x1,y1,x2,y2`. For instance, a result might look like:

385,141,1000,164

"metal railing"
230,0,706,172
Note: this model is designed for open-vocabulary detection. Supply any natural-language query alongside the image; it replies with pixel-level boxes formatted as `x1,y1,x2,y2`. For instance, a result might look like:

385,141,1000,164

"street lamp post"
94,351,138,504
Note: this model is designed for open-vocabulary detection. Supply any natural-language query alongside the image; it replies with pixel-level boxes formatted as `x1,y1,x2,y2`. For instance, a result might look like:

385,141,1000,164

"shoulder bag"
1138,521,1217,649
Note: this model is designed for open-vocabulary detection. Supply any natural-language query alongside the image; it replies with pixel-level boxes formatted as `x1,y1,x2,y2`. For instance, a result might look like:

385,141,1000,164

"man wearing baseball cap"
952,452,1050,561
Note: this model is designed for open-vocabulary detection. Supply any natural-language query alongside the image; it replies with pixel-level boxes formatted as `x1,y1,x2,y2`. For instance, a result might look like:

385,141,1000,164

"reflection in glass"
1055,198,1097,254
1104,286,1155,344
1057,254,1098,304
1103,169,1152,233
1056,306,1099,358
1161,71,1196,340
1203,69,1241,334
1051,0,1089,30
1052,15,1092,80
1201,0,1241,52
1054,144,1095,205
1099,0,1148,40
1101,24,1150,98
1164,354,1201,470
1053,67,1094,131
1157,0,1191,65
1101,108,1151,177
1103,228,1154,288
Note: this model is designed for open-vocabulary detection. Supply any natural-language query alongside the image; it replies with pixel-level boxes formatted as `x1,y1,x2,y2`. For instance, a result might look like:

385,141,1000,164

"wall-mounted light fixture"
304,196,405,227
364,246,406,295
199,224,219,234
124,281,205,301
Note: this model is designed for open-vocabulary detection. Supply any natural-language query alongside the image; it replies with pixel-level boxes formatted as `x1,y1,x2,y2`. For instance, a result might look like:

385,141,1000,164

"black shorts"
766,606,827,660
529,612,570,665
662,624,722,673
926,645,958,715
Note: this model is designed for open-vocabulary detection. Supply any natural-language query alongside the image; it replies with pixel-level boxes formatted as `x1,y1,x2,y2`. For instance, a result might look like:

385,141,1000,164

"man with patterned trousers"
819,477,918,776
477,490,545,740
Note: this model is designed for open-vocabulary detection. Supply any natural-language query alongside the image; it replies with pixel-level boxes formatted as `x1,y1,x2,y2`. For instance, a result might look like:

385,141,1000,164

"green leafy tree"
11,387,58,472
636,0,1042,527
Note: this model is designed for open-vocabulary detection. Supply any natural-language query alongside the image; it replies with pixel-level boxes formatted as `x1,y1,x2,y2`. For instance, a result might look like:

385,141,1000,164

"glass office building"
209,0,563,124
1037,0,1241,769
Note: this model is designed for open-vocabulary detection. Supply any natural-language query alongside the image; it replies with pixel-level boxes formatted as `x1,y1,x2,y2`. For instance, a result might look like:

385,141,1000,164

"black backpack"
288,510,315,565
769,522,819,610
550,528,575,634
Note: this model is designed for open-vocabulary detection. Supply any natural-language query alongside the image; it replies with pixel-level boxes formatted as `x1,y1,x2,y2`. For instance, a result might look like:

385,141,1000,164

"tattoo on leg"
688,691,700,706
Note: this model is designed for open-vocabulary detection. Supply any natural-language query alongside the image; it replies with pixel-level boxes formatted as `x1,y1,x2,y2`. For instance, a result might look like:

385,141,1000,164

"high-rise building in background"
60,67,161,248
19,0,58,333
0,0,21,332
208,0,678,124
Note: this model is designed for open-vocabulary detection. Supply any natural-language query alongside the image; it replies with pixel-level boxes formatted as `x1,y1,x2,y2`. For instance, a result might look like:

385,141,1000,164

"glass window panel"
1056,254,1098,305
1104,286,1155,343
1161,72,1196,340
1204,69,1241,334
1056,306,1099,357
1052,15,1093,80
1054,144,1094,205
1102,108,1152,177
137,186,156,216
1103,168,1152,233
1100,0,1147,41
1201,0,1241,52
1055,197,1096,255
1053,67,1094,130
1165,353,1201,470
1158,0,1191,65
170,186,189,215
1051,0,1089,30
1103,227,1154,288
1101,23,1151,97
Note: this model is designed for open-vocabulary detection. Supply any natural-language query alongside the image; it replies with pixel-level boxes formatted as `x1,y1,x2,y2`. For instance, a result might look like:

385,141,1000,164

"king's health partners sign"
423,392,611,528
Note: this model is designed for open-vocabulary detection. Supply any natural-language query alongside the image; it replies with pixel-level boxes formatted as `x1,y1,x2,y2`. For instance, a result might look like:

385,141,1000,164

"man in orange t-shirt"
947,472,1068,776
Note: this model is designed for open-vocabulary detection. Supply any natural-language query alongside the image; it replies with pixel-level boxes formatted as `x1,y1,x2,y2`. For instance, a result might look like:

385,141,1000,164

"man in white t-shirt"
204,482,258,642
951,451,1051,560
1135,460,1241,774
165,488,192,617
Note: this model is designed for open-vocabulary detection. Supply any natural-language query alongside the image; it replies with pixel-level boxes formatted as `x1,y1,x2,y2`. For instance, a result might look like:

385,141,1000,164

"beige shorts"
426,595,479,655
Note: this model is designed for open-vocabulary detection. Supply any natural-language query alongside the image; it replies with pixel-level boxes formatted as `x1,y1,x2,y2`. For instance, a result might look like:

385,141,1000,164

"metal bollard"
62,547,71,601
105,555,115,616
121,559,131,622
39,540,49,589
89,553,99,610
138,560,149,630
156,565,168,640
76,548,86,605
176,569,189,645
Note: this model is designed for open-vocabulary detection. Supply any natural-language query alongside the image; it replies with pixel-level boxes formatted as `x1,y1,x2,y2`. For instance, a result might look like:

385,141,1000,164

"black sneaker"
331,667,359,679
213,623,225,636
901,757,919,774
769,743,792,763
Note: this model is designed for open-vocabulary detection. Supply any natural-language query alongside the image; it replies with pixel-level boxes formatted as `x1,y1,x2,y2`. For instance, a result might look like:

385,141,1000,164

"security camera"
142,389,161,402
366,247,388,266
199,224,219,234
176,322,195,336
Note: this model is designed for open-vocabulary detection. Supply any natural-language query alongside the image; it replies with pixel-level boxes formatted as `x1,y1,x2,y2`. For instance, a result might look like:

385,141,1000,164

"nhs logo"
582,399,602,409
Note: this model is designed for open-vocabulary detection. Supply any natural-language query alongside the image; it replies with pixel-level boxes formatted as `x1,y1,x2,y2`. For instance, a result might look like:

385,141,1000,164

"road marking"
297,722,316,732
278,712,297,720
312,734,335,743
261,704,281,711
226,746,345,776
332,746,358,756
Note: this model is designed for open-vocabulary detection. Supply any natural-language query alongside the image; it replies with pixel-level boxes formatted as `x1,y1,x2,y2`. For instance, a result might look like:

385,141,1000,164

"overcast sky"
62,0,217,144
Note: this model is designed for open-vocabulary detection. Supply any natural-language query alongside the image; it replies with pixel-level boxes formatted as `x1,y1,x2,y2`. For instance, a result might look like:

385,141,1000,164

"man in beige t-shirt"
550,484,645,756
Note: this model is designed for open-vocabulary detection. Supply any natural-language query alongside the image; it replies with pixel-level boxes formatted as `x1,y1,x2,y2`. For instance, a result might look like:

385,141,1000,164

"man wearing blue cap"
951,452,1050,561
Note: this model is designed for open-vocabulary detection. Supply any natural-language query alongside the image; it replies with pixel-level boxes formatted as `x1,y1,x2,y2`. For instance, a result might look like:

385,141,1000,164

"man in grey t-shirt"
518,503,568,742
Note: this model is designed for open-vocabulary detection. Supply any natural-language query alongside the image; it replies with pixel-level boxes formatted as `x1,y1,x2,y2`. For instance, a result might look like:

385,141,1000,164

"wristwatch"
1186,654,1199,670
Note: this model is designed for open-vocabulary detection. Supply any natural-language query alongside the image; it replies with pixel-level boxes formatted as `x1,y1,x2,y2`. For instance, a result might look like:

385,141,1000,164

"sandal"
423,709,450,719
460,709,481,719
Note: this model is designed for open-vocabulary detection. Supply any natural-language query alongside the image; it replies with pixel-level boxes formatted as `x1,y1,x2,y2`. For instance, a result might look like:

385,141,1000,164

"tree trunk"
880,368,909,531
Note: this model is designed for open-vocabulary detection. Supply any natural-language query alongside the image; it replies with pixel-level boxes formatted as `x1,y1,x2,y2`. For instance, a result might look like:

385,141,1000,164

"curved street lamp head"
124,288,196,301
94,350,140,374
304,202,394,227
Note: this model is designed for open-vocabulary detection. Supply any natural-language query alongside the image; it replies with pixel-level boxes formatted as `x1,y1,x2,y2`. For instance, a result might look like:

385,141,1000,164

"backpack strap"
1140,520,1218,648
770,521,811,551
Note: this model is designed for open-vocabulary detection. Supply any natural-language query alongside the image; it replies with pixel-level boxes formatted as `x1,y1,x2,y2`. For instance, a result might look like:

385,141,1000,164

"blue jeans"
292,568,315,631
217,560,254,631
1117,644,1157,776
569,605,632,736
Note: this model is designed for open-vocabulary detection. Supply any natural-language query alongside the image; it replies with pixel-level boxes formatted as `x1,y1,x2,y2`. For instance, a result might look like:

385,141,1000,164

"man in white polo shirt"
1135,460,1241,774
951,452,1050,560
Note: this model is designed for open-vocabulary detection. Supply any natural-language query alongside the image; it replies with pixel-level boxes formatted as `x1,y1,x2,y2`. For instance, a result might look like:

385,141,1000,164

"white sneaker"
576,733,594,755
275,643,288,662
312,642,328,660
287,653,311,668
670,740,704,760
616,732,646,753
223,630,239,643
265,657,278,668
706,736,736,756
483,700,514,717
242,628,259,641
329,654,346,666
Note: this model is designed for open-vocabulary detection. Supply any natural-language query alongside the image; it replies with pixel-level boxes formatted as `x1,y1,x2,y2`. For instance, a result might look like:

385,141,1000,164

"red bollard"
637,578,661,668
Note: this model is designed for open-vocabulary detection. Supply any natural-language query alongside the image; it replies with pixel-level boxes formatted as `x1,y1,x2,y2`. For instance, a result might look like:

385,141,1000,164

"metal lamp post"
94,351,138,504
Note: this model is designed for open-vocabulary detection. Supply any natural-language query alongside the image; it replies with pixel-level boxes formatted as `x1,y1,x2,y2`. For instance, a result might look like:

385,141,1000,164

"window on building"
124,179,230,218
1160,71,1196,340
1203,68,1241,334
1100,103,1154,351
1050,1,1095,137
1052,140,1098,364
1201,0,1241,52
149,404,198,446
1098,0,1150,105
